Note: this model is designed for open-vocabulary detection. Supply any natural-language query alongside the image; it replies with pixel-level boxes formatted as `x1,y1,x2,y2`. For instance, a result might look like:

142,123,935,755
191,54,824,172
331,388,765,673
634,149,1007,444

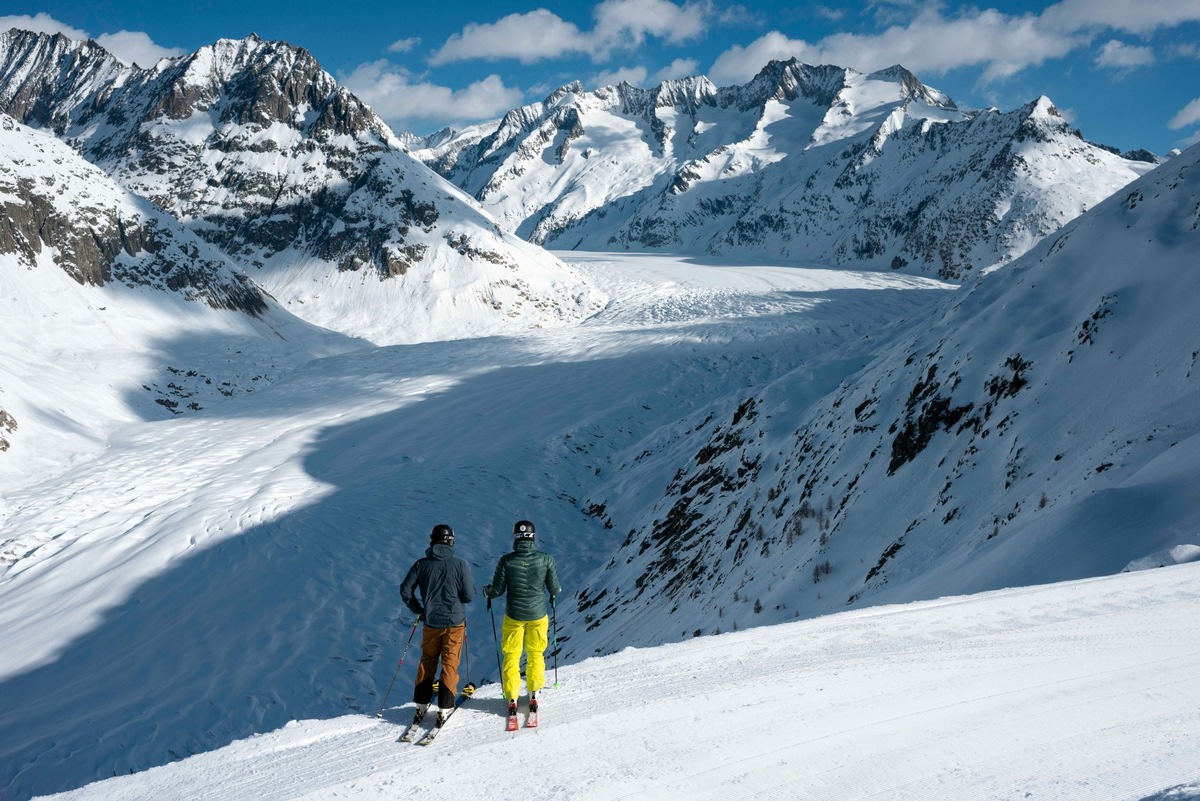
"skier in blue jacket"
400,523,476,728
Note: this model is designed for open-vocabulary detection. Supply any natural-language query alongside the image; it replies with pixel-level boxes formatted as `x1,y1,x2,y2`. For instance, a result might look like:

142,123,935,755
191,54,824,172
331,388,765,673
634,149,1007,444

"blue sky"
4,1,1200,155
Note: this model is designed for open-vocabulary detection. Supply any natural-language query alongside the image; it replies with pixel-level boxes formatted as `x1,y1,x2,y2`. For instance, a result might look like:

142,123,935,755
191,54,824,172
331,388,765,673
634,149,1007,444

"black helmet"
430,523,455,546
513,520,535,539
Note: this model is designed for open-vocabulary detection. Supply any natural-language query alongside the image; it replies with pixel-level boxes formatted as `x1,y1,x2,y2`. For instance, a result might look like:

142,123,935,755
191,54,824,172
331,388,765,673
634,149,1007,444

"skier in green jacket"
483,520,561,720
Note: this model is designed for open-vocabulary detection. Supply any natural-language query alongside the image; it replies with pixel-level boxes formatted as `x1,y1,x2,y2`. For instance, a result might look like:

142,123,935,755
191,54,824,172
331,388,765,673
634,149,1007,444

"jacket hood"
512,539,536,553
426,543,456,560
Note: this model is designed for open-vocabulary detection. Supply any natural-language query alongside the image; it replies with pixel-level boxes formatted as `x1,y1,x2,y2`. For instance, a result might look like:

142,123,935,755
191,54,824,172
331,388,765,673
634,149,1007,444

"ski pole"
551,595,559,689
488,596,503,680
376,616,420,717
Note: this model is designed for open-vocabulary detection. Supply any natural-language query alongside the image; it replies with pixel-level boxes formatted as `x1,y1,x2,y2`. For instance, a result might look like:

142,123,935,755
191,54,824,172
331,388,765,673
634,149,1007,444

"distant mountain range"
410,61,1157,279
0,29,604,344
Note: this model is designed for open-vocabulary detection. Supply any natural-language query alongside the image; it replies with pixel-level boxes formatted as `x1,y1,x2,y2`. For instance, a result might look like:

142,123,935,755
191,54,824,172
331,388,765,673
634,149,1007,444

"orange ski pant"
413,623,465,709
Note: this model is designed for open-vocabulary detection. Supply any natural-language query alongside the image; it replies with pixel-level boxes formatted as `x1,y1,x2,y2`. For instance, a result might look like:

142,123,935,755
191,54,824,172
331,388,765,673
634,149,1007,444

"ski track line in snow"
597,653,1200,801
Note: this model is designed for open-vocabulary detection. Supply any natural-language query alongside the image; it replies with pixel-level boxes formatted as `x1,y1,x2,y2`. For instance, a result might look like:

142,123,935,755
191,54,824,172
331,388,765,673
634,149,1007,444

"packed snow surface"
34,563,1200,801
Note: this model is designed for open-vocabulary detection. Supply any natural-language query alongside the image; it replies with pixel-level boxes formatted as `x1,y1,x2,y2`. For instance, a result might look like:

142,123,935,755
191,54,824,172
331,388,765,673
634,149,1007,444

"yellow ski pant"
500,614,549,701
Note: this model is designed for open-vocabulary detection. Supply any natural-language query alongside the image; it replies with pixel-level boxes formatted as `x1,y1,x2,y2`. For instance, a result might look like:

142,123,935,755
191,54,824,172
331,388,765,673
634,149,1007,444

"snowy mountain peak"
651,74,718,110
737,58,848,109
1010,95,1077,144
0,29,130,133
544,81,585,106
865,64,958,109
153,34,375,137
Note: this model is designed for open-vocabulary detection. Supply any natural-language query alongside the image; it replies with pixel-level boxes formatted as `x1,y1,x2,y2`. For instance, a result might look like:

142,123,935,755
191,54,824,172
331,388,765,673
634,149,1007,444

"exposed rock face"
0,114,268,313
416,60,1156,280
0,406,15,452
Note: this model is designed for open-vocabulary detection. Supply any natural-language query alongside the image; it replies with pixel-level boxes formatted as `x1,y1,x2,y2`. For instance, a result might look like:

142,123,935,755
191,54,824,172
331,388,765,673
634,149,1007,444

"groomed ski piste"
34,562,1200,801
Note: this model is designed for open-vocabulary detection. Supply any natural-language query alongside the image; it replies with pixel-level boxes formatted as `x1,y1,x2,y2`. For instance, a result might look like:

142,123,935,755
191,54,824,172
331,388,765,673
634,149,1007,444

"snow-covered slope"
560,140,1200,660
32,564,1200,801
0,29,604,344
0,112,361,492
418,61,1156,279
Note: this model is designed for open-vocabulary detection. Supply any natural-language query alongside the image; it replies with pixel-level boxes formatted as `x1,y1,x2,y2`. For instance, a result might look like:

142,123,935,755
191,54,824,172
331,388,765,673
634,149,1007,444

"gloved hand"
483,584,492,598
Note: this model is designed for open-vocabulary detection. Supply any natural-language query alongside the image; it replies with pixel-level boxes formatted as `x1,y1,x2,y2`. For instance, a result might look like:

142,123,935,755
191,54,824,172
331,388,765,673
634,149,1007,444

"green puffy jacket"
485,540,561,621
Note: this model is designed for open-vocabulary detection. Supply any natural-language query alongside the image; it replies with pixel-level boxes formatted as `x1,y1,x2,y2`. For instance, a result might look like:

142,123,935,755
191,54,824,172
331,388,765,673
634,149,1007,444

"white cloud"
1172,42,1200,59
1095,39,1155,70
1168,97,1200,130
95,30,184,67
340,60,525,131
429,10,588,65
709,1,1200,88
591,0,708,49
1041,0,1200,36
590,65,649,89
387,37,421,54
430,0,710,65
0,13,182,68
655,58,701,82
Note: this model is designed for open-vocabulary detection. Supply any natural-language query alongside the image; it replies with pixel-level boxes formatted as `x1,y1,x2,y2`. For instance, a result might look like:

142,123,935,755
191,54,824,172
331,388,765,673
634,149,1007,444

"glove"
483,584,492,597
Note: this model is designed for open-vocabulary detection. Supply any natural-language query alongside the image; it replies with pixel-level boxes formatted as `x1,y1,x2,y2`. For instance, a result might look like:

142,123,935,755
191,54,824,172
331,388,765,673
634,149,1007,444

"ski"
398,705,429,743
525,697,539,729
505,700,519,732
413,682,476,746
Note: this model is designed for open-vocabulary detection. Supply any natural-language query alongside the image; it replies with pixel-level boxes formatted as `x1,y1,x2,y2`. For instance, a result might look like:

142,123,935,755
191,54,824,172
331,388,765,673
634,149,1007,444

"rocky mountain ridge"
413,59,1157,280
0,29,604,344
